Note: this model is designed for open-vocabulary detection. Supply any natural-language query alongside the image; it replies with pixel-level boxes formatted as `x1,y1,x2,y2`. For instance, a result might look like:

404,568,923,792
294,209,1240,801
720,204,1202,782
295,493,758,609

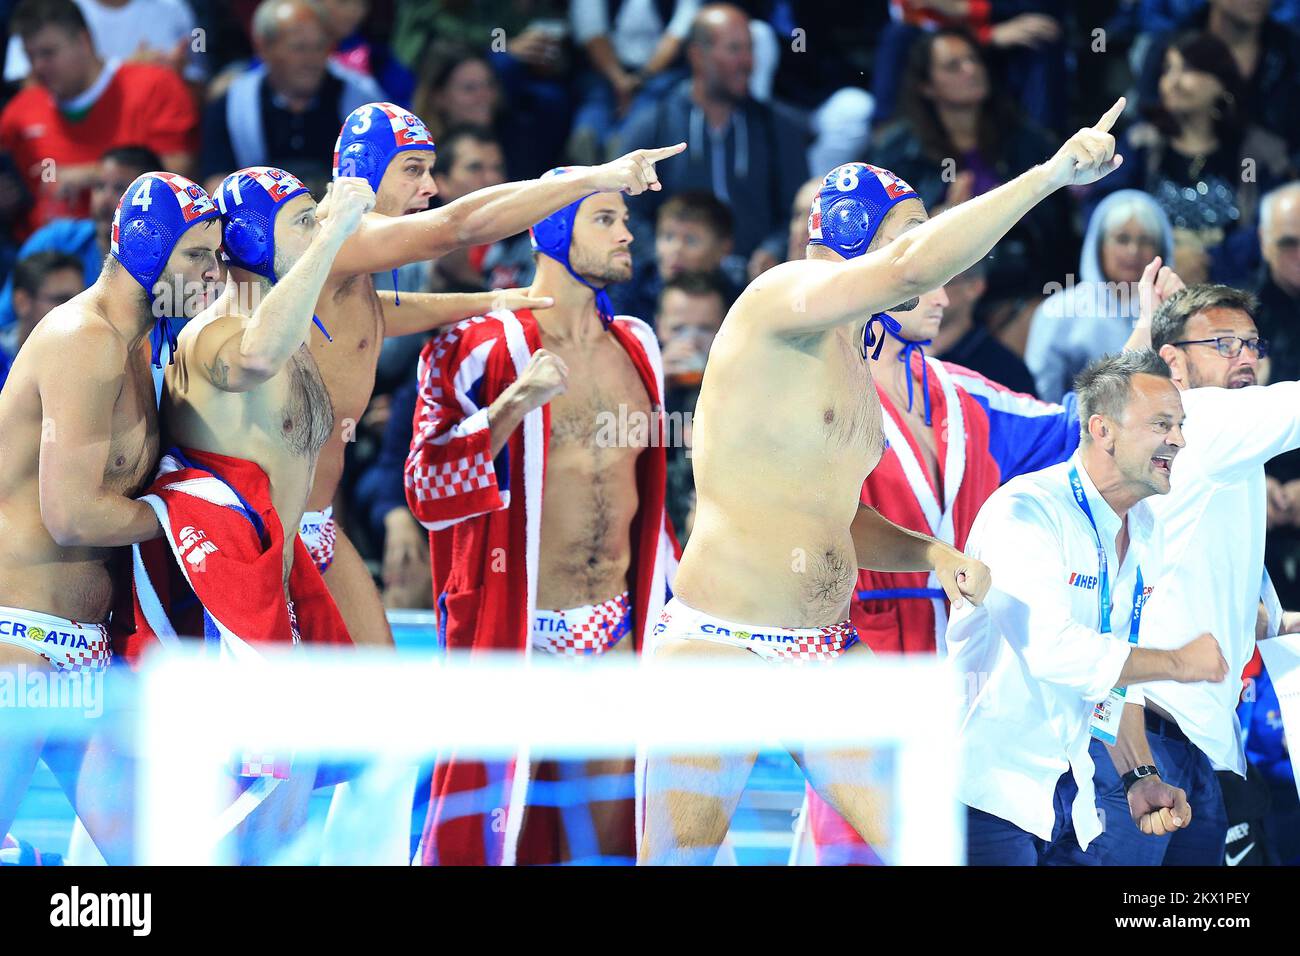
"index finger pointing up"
1094,97,1126,134
640,142,688,163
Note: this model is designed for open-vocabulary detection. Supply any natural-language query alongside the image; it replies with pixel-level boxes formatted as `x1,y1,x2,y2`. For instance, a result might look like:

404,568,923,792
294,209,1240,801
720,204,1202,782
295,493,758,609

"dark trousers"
1087,712,1228,866
965,771,1099,866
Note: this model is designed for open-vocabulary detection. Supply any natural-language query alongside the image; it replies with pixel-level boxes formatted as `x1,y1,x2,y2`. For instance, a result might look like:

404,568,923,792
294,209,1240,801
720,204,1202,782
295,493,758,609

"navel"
357,338,368,351
115,455,125,468
823,408,834,425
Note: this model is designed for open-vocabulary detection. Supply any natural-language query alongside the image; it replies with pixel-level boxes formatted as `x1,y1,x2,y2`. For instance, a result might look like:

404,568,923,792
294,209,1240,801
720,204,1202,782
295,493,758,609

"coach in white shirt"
1084,281,1300,866
949,351,1229,866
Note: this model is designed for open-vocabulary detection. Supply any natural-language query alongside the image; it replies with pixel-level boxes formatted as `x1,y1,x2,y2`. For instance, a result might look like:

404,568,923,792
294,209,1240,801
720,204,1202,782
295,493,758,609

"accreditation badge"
1090,685,1128,745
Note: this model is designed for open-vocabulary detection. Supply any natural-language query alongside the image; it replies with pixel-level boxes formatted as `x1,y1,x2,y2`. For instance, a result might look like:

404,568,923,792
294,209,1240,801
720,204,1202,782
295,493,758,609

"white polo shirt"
948,452,1160,847
1139,382,1300,775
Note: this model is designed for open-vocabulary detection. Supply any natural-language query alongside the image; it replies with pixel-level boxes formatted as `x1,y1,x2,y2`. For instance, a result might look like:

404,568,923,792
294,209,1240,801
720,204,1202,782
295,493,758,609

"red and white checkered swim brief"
0,604,111,671
650,597,860,663
532,592,632,656
298,506,337,574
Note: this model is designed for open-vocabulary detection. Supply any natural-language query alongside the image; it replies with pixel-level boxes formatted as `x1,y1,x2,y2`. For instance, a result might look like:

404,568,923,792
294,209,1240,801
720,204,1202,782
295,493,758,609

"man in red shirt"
0,0,198,237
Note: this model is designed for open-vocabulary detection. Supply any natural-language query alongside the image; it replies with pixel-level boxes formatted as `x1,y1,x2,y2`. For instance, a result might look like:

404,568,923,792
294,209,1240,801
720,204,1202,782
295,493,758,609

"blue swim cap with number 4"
808,162,918,260
110,171,221,367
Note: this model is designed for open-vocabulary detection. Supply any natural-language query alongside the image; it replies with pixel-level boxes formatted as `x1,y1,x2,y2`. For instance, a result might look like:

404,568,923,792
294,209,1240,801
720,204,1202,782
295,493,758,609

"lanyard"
1068,466,1145,644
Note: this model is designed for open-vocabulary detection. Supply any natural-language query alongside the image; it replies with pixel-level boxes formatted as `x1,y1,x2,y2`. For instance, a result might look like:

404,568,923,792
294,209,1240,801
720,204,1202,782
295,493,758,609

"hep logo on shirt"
1068,572,1099,590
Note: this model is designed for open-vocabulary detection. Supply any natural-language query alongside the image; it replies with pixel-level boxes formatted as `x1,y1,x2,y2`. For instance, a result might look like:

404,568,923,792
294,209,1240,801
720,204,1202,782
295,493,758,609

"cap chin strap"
391,268,400,307
149,313,178,369
862,312,902,361
883,325,934,427
544,251,614,329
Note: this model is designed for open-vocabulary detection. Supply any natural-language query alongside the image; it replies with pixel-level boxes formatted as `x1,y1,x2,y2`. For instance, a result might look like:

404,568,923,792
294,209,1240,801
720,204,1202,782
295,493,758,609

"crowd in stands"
1,0,1299,862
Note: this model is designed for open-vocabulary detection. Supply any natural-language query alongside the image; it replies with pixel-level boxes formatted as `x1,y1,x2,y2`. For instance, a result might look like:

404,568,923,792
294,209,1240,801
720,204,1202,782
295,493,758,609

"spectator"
0,0,197,237
610,190,740,323
1026,190,1175,403
319,0,415,105
613,3,809,258
1253,182,1300,608
410,50,499,146
872,1,1067,134
656,270,729,538
4,0,208,85
1136,0,1300,165
405,29,569,180
1093,31,1293,289
199,0,384,184
870,26,1074,331
932,260,1038,397
747,173,820,280
1254,181,1300,383
567,0,699,164
411,43,565,181
0,145,160,332
0,250,85,391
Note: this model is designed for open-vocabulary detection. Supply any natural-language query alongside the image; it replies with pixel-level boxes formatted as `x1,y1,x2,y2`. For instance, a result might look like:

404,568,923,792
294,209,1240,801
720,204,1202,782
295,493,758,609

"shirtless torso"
165,305,335,590
0,290,159,622
675,271,886,628
536,325,652,641
304,272,383,514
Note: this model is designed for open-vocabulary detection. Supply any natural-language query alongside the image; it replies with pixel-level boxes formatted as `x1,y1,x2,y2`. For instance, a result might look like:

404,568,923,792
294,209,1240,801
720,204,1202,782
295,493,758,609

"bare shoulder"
723,259,834,332
26,297,128,380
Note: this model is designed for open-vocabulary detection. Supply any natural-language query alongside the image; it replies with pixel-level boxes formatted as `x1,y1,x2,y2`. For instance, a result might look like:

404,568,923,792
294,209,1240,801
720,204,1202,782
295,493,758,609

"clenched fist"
316,176,376,236
516,348,569,410
1173,632,1229,684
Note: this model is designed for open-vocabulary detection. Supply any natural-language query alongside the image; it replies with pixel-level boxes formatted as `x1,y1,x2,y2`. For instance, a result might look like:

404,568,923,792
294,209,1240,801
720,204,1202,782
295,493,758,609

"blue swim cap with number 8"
807,162,918,260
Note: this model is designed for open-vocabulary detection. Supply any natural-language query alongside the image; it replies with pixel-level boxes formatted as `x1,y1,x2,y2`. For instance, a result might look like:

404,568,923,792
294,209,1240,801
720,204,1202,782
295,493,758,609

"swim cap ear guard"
332,102,437,305
529,166,616,329
807,162,921,366
214,167,332,342
110,171,221,368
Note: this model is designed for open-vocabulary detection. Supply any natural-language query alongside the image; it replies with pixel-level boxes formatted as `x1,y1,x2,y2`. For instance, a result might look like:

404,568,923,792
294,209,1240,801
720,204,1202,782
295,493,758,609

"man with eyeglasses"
1094,277,1300,865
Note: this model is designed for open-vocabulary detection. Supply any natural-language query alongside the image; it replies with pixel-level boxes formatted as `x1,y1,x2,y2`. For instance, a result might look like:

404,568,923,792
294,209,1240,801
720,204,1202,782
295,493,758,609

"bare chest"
542,337,652,456
310,276,383,422
105,358,160,496
819,335,885,471
280,347,335,457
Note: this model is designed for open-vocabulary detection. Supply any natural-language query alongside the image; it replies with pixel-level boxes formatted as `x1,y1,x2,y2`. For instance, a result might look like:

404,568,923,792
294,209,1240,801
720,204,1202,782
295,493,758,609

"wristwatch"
1122,765,1160,792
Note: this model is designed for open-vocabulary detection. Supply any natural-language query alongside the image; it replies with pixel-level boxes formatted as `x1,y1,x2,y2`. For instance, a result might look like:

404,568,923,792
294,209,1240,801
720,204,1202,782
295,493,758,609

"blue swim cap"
332,101,436,305
332,101,436,192
213,166,332,343
529,167,615,328
110,171,221,367
808,162,919,260
807,162,921,363
214,166,309,281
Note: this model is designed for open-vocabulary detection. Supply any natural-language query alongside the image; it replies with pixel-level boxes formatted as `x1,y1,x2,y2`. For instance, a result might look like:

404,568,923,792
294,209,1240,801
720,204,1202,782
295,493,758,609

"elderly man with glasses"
1094,277,1300,865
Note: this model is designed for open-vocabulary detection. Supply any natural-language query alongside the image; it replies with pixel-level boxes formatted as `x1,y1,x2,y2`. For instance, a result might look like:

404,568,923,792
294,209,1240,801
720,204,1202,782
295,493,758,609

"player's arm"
194,179,375,392
329,144,686,276
761,99,1128,335
1102,702,1192,836
849,504,991,608
36,326,162,547
377,289,555,339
